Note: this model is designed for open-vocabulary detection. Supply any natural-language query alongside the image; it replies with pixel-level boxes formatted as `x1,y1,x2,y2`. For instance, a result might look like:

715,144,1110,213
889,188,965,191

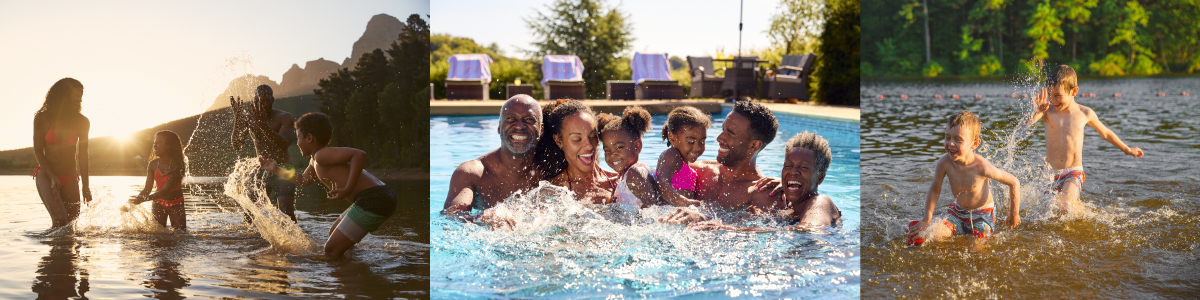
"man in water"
230,85,298,221
660,101,782,224
1027,65,1143,213
442,95,543,228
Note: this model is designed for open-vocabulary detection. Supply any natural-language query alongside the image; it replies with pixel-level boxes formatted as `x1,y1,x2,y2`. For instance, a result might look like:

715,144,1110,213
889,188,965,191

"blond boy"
907,111,1021,246
1028,65,1144,213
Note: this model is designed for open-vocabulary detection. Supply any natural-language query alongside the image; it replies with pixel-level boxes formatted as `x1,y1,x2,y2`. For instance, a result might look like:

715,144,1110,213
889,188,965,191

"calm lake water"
861,77,1200,298
0,175,428,299
430,109,862,299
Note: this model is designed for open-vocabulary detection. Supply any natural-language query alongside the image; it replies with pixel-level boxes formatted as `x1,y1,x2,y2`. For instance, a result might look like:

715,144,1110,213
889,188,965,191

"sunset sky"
0,0,428,150
433,0,786,62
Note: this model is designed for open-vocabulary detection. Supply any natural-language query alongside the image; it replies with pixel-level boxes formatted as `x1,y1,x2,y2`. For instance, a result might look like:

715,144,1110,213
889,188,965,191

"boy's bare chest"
944,165,989,194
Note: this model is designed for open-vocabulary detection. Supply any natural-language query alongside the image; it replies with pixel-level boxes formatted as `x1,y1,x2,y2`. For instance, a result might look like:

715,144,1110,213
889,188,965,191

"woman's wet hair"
597,105,652,140
37,78,84,120
661,106,710,147
535,100,595,178
151,130,187,177
784,131,832,174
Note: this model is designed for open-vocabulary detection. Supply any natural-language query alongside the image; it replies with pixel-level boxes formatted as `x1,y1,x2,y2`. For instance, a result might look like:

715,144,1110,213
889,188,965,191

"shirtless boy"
1028,65,1144,213
906,111,1021,246
259,112,396,259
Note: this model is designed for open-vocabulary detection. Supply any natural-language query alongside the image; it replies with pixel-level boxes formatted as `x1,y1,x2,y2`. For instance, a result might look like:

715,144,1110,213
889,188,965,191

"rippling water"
861,77,1200,298
0,175,428,299
431,110,861,298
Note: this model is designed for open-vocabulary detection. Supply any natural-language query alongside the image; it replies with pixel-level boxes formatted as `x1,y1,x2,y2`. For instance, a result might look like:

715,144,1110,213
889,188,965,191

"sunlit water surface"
431,109,861,298
861,77,1200,298
0,174,428,299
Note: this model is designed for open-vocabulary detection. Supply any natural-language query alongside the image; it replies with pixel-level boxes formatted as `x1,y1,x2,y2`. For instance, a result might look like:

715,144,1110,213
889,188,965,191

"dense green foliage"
316,14,429,170
863,0,1200,77
430,35,541,100
814,0,861,105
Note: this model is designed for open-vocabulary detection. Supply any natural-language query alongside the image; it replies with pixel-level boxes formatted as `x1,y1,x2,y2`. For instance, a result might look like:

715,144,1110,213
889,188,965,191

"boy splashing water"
1028,65,1144,213
259,113,397,259
907,111,1021,246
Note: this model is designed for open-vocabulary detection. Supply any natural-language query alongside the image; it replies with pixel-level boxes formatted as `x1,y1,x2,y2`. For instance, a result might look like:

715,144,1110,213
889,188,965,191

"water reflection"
32,236,89,300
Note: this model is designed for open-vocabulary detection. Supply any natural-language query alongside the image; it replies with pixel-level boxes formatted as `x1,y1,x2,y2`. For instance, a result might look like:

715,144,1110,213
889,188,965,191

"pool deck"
431,99,860,123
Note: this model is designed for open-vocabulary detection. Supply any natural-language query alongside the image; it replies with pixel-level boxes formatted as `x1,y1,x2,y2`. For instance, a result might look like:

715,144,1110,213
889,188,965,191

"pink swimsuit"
659,162,697,192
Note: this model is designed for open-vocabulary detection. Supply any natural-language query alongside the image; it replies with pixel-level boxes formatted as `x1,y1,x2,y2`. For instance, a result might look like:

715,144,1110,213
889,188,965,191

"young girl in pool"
597,106,660,212
133,131,187,230
656,106,710,207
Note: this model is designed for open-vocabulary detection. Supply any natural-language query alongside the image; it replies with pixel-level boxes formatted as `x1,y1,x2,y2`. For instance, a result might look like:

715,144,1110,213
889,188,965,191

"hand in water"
478,206,516,230
258,156,278,172
906,220,929,236
754,176,783,196
1125,147,1144,158
1032,88,1050,113
690,220,734,231
659,207,708,225
1006,211,1021,229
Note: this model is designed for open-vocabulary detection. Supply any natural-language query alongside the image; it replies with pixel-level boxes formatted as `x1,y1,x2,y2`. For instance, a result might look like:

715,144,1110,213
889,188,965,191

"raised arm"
1026,88,1049,126
655,149,701,207
1086,108,1143,158
230,97,249,151
983,161,1021,229
77,116,91,202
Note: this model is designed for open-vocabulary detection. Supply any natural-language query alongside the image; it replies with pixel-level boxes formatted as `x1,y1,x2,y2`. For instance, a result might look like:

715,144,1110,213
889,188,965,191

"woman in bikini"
32,78,92,228
133,131,188,230
535,100,618,204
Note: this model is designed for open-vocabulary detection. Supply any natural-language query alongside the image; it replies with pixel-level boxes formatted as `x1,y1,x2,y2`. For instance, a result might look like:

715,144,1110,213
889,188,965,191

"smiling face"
668,125,706,163
67,88,83,112
601,129,641,174
153,135,167,158
716,112,760,166
554,113,599,174
782,147,823,201
295,129,317,157
498,100,542,155
944,125,979,163
1048,84,1078,111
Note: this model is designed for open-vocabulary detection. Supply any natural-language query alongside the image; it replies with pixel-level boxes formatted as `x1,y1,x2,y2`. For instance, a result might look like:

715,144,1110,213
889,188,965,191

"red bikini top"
44,124,78,145
154,168,181,192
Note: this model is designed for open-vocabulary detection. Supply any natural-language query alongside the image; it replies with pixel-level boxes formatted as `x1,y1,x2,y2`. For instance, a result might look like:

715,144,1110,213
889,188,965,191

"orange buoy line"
901,94,908,99
952,94,960,99
1183,92,1191,96
975,94,982,99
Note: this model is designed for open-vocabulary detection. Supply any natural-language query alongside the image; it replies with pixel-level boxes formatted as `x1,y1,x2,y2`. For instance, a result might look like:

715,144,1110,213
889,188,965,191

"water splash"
222,157,317,253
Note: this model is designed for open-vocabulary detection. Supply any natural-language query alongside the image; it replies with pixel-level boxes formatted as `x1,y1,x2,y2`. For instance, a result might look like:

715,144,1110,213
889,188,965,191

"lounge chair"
761,54,816,101
542,55,586,100
687,56,723,98
445,54,492,100
631,52,683,100
721,56,760,99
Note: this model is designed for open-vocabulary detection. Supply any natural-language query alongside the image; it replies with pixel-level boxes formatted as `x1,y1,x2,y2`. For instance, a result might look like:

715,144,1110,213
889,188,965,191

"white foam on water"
222,157,318,254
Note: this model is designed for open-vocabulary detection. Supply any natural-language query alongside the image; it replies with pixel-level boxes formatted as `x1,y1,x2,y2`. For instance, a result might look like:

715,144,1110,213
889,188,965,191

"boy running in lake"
259,112,396,260
1028,65,1144,213
906,111,1021,246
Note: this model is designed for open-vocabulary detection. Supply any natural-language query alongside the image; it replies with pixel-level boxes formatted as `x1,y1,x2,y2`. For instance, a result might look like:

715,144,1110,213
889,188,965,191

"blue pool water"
430,106,861,298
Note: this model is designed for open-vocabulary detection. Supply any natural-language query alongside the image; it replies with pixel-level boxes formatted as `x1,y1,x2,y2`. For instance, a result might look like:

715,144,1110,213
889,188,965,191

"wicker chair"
761,54,816,101
686,56,723,98
720,56,759,99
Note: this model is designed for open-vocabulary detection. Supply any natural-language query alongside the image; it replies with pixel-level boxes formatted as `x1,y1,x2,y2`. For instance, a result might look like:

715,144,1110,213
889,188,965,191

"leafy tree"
814,0,860,105
1027,0,1065,68
527,0,634,99
767,0,825,55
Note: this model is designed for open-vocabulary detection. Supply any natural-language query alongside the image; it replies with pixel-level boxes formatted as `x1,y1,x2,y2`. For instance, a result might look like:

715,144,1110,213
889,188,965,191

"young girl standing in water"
134,131,187,230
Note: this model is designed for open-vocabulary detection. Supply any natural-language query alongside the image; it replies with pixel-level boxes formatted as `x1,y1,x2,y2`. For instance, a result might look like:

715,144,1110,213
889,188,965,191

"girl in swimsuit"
134,131,187,230
655,106,710,207
32,78,92,228
535,100,618,204
597,106,661,212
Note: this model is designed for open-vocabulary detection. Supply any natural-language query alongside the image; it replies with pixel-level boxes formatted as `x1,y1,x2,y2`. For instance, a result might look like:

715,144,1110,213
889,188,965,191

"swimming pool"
430,106,861,298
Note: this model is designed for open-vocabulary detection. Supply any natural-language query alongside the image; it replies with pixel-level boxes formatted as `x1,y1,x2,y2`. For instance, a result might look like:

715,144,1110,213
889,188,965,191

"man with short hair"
231,85,298,221
442,95,544,228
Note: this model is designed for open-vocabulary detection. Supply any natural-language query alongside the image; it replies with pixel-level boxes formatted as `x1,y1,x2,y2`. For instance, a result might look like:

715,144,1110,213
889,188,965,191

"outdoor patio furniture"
542,55,586,100
445,54,492,100
631,52,683,99
606,80,635,100
761,54,816,101
717,56,764,100
506,84,533,100
687,56,723,98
